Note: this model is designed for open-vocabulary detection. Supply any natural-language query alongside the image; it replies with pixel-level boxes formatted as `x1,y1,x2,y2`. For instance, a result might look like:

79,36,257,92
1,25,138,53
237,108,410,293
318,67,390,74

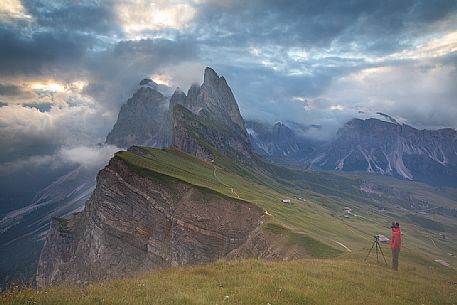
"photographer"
390,222,402,271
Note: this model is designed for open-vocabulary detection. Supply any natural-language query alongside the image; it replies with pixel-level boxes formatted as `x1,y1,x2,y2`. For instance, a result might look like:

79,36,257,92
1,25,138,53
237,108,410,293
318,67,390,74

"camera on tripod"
365,234,388,265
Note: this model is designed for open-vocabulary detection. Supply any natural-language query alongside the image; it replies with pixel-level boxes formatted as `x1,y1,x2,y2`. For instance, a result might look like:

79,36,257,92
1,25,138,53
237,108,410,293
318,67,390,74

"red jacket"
390,227,401,250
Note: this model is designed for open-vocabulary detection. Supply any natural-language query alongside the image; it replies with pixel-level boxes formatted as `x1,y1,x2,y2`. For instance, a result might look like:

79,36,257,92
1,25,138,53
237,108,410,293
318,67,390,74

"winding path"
212,165,241,199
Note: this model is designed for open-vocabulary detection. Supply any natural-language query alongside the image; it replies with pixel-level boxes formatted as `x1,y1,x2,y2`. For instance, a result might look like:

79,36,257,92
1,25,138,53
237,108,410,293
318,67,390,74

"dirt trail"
332,240,352,252
213,165,241,199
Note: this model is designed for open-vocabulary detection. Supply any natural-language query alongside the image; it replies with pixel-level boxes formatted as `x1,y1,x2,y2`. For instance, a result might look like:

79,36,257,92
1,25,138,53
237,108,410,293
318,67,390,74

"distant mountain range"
313,118,457,185
246,120,321,163
247,118,457,186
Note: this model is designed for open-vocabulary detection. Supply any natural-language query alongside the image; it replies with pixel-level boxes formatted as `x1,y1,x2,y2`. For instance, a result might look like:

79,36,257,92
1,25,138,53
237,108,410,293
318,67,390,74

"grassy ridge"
3,258,455,305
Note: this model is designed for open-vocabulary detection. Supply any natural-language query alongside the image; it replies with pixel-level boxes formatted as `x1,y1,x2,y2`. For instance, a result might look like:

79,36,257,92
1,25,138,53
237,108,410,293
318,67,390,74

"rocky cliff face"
36,152,264,287
169,68,253,163
313,118,457,186
247,118,457,186
106,79,168,148
197,67,247,134
171,104,253,163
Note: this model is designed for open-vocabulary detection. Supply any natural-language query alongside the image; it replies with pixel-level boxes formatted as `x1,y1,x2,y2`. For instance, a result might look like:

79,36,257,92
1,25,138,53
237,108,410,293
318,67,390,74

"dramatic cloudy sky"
1,0,457,172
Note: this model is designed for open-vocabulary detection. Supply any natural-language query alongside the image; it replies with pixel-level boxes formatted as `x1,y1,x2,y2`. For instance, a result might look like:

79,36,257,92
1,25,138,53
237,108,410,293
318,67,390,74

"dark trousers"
392,249,400,271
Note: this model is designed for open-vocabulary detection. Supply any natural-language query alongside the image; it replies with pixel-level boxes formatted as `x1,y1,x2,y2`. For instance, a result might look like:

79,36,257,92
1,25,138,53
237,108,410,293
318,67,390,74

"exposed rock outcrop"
248,118,457,186
36,154,264,287
313,118,457,186
172,105,253,163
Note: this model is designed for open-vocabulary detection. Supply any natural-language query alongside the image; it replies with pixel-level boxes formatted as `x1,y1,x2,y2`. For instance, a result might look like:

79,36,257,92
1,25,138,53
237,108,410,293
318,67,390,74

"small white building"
281,199,291,204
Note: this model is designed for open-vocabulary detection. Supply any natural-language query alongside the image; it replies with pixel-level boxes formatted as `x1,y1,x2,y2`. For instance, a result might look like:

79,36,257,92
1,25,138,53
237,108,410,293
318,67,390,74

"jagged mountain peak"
187,83,200,96
169,87,187,112
106,84,168,148
139,78,159,90
246,119,318,160
273,121,285,127
318,117,457,185
173,86,185,95
203,67,219,84
139,78,154,85
106,67,249,154
248,117,457,185
376,112,399,124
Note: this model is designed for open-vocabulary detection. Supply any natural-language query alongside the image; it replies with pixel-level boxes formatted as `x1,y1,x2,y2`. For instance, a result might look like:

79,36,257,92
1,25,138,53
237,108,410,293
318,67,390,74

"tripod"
364,235,388,265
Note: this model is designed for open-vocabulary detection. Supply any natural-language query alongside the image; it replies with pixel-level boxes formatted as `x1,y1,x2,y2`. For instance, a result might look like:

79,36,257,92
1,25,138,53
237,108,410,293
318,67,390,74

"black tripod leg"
378,243,388,266
365,241,376,261
376,242,379,263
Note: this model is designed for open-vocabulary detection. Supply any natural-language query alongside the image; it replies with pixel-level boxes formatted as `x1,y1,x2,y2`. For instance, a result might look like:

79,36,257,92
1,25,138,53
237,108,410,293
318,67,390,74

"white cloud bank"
314,62,457,130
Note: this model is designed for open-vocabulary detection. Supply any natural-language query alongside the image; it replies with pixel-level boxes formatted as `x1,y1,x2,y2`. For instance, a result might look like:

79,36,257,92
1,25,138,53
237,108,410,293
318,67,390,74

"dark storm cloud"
83,38,200,110
195,0,457,53
187,0,457,134
21,0,119,34
211,62,361,139
112,38,198,61
0,26,94,76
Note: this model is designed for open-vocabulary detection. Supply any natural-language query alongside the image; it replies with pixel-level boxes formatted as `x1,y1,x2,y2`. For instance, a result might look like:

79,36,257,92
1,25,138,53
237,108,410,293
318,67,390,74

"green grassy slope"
3,259,456,305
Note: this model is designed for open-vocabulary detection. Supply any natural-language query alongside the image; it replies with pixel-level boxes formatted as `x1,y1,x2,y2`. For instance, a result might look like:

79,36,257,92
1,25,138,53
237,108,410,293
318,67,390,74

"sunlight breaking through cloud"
115,0,196,39
0,0,32,20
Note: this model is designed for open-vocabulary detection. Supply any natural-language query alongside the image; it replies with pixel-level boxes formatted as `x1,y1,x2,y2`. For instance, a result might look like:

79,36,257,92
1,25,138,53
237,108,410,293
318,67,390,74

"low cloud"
0,154,55,175
0,103,113,163
0,144,121,175
58,145,121,169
